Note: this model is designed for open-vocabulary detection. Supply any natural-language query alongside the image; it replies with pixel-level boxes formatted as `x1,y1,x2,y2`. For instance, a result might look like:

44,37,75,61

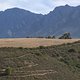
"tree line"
26,32,72,39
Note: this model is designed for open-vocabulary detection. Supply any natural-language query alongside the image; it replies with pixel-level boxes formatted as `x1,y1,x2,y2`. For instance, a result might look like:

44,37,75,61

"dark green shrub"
78,55,80,59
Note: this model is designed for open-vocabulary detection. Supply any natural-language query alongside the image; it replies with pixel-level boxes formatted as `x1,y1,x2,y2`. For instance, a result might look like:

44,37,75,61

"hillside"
0,41,80,80
0,5,80,38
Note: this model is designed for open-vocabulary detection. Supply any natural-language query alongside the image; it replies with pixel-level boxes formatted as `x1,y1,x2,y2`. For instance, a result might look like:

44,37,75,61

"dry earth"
0,38,79,48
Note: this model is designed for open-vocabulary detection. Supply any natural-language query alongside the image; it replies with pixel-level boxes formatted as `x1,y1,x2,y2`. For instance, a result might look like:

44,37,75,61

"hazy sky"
0,0,80,14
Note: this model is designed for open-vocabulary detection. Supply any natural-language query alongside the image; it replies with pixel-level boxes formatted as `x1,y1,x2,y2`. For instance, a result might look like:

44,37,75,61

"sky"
0,0,80,14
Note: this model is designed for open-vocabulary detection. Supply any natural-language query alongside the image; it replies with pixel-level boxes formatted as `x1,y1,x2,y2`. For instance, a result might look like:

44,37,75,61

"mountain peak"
65,4,70,7
4,7,27,12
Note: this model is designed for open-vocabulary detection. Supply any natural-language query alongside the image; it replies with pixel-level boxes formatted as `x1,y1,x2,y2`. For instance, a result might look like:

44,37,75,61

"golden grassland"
0,38,79,48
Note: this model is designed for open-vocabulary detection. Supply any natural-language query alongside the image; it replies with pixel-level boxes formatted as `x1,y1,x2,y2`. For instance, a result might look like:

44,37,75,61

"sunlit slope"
0,38,79,48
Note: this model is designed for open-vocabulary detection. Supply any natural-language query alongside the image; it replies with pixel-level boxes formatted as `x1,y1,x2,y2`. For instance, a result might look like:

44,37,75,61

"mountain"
0,5,80,38
0,8,43,38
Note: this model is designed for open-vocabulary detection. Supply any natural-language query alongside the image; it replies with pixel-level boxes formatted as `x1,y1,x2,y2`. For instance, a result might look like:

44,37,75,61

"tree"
47,35,52,38
59,32,72,39
46,35,55,39
52,35,55,39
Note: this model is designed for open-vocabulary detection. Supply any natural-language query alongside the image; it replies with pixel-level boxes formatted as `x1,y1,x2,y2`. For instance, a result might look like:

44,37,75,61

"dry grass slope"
0,38,79,48
0,41,80,80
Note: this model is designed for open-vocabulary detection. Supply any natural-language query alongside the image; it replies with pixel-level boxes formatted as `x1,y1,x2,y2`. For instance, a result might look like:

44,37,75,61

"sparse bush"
68,48,76,53
18,47,23,49
38,46,45,49
76,64,80,68
59,57,69,65
66,43,71,45
5,67,12,75
52,54,56,57
35,52,41,56
78,55,80,59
